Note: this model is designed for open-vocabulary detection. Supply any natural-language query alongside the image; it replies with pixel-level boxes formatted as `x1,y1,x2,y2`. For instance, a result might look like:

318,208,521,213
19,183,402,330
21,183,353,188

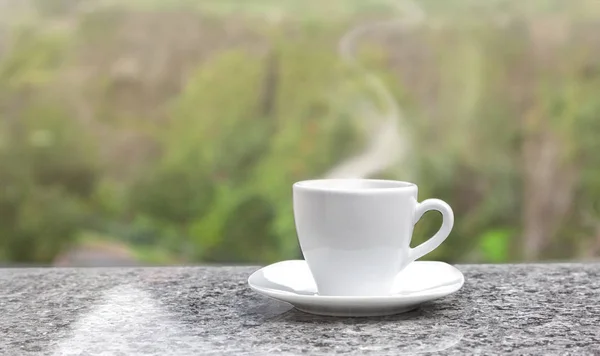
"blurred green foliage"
1,0,600,265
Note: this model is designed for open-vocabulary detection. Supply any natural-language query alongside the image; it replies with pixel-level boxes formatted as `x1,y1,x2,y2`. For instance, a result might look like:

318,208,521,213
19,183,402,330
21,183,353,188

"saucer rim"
248,259,465,301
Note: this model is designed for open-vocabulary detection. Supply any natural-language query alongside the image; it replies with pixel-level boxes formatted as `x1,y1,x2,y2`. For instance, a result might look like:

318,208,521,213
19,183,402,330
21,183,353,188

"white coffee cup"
293,179,454,296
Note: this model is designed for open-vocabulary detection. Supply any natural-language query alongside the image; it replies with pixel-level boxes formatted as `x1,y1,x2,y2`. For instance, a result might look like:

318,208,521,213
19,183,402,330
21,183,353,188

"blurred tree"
0,26,98,263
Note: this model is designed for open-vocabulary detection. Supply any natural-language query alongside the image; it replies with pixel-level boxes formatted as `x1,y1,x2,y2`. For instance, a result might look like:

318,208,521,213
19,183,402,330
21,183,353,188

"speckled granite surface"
1,264,599,355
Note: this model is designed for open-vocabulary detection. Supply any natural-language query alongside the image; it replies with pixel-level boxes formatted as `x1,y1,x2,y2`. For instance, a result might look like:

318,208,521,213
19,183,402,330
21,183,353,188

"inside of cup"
295,179,414,191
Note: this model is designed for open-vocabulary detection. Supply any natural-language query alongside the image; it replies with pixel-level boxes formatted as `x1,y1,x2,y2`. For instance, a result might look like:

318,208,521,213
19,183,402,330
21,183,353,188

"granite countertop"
1,264,599,355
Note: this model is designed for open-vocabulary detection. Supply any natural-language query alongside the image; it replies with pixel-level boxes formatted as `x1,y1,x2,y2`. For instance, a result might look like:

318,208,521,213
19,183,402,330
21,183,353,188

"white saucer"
248,260,464,317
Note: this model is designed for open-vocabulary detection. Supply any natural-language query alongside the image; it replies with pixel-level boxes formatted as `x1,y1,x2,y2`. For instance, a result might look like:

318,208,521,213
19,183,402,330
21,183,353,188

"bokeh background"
1,0,599,266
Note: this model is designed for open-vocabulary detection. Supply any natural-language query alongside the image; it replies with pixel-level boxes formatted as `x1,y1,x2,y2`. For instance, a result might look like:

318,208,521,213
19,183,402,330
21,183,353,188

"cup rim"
293,178,416,193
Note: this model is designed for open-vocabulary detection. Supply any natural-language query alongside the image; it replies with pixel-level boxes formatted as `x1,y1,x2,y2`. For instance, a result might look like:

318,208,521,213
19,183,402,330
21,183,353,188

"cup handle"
408,199,454,263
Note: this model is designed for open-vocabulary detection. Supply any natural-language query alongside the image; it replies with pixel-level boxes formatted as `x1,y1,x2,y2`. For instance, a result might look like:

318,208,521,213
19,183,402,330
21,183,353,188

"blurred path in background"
53,242,139,267
325,0,424,179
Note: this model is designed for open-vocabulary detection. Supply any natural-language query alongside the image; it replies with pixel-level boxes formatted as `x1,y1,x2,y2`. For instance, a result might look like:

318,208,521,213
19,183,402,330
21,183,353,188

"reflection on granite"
1,264,599,355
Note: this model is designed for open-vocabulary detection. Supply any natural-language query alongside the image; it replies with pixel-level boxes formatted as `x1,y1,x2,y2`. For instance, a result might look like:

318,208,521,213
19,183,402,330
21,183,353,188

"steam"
324,0,425,179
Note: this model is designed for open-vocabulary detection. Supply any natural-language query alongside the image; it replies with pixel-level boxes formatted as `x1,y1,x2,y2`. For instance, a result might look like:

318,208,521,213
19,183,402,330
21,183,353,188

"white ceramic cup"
293,179,454,296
